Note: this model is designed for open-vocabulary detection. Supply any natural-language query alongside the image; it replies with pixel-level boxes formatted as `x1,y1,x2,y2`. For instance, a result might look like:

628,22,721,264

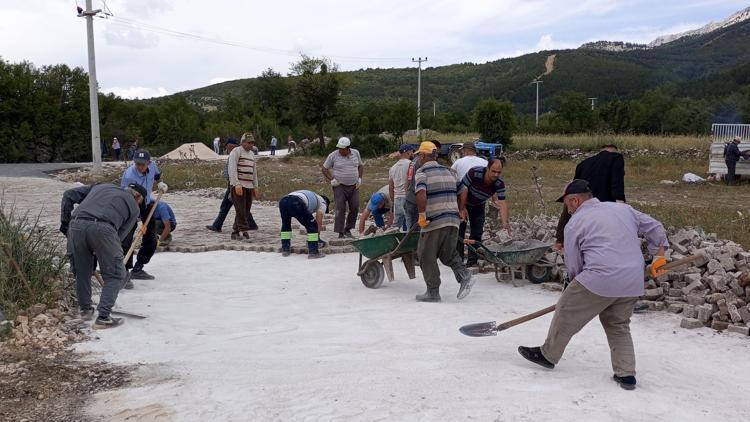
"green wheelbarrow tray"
466,239,554,284
351,226,420,289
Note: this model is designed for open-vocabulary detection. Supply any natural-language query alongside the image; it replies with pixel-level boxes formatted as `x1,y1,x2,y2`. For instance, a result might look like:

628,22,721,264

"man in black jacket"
555,144,625,249
725,136,741,185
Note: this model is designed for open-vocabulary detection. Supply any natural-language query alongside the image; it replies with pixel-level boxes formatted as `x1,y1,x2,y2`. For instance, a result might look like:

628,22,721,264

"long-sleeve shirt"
726,142,741,163
228,146,257,188
120,162,161,204
564,198,669,298
60,184,140,242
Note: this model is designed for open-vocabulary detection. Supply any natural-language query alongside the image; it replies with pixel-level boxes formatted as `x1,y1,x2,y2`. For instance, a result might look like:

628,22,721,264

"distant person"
287,134,296,153
555,144,625,250
724,136,741,185
270,136,278,156
206,139,258,232
322,137,363,239
213,136,221,154
388,144,415,230
228,133,259,241
112,137,121,161
451,141,487,181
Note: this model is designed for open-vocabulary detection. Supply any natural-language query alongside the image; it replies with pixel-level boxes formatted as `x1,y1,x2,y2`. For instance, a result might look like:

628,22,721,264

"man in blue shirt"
120,149,168,283
154,201,177,247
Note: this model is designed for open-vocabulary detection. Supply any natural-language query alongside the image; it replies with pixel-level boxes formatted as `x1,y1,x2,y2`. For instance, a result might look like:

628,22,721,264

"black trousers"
457,203,486,263
726,160,738,185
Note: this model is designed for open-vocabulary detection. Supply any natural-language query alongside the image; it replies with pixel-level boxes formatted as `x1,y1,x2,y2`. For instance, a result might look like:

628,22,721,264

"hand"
138,225,147,236
59,222,68,237
459,209,468,221
418,213,430,228
356,178,362,189
330,179,340,187
650,256,667,278
157,182,168,193
234,185,244,196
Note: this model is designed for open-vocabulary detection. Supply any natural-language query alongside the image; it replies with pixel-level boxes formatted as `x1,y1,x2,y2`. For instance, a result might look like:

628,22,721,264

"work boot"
338,232,346,239
633,302,649,313
613,375,637,390
231,232,240,240
344,229,354,239
308,252,326,260
93,315,124,330
79,307,95,321
130,269,155,280
281,249,291,257
456,269,475,300
518,346,555,369
206,225,221,232
242,232,251,241
415,288,441,302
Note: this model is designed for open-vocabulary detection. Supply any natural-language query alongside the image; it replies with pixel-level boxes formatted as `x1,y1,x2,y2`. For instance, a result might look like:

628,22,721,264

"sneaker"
633,302,649,313
344,230,355,239
231,232,240,240
613,375,637,390
130,269,155,280
80,307,95,321
282,250,291,257
242,232,250,241
93,315,124,330
456,270,475,300
416,288,441,302
206,225,221,232
308,252,325,259
518,346,555,369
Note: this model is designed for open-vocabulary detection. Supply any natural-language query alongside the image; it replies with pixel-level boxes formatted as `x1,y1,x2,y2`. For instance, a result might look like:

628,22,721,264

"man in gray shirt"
60,183,145,329
322,137,363,238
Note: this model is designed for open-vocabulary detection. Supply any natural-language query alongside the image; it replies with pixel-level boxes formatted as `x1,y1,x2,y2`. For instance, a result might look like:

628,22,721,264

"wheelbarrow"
350,225,420,288
465,239,554,284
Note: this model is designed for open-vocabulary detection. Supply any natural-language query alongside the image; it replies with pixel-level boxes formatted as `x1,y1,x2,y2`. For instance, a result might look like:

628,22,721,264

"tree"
472,99,516,144
382,100,416,141
289,55,345,146
550,91,596,133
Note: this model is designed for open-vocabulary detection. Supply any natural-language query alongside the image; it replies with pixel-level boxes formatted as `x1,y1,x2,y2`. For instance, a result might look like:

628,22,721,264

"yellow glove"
157,239,161,248
234,185,244,196
418,213,430,228
650,256,667,278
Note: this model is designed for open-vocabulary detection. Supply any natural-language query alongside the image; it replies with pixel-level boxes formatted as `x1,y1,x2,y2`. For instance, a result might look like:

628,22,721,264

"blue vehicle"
447,140,504,164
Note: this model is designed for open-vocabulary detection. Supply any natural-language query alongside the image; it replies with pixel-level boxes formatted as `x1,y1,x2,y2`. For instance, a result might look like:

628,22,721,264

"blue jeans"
393,197,407,231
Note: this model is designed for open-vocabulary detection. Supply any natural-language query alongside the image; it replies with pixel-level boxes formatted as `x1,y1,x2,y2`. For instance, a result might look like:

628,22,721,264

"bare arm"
316,212,324,233
160,222,172,241
416,190,427,213
322,167,333,181
358,209,371,234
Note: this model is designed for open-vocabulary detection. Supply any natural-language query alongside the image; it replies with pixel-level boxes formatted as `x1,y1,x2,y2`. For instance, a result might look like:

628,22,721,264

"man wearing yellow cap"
414,141,473,302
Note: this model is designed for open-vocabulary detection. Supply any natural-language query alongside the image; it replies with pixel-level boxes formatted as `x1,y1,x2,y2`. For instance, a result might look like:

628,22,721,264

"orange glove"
234,185,244,196
650,256,667,278
418,213,430,228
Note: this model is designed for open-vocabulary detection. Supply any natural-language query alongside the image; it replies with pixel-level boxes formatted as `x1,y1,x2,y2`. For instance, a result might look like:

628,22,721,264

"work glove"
650,256,667,278
330,178,340,187
234,185,244,196
157,182,169,193
418,213,430,229
459,209,468,221
355,178,362,189
59,222,68,237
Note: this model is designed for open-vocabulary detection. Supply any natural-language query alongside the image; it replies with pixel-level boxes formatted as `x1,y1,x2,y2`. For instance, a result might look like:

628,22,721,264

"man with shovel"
518,179,668,390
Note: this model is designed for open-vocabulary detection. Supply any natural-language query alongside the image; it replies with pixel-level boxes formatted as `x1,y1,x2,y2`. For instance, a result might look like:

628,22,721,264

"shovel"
460,253,705,337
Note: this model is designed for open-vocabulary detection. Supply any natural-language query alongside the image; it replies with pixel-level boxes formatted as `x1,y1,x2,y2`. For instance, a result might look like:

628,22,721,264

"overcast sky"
1,0,748,99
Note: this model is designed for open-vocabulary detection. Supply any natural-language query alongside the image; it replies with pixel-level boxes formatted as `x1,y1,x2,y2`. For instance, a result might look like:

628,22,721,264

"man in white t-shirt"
451,141,487,181
388,144,415,230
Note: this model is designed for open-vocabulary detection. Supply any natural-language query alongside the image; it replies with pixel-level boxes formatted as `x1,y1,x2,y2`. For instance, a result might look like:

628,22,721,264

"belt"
73,216,114,228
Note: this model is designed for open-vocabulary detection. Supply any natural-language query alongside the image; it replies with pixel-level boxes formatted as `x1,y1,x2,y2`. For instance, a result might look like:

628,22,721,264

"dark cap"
127,183,148,199
556,179,592,202
462,141,476,151
133,149,151,164
226,139,238,146
399,144,415,153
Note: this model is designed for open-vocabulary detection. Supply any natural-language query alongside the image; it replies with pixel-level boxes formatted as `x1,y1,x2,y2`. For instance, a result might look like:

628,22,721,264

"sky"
1,0,748,99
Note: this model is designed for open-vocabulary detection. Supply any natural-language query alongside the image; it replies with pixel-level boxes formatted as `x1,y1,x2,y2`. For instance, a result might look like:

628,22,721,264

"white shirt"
213,137,220,146
451,155,488,181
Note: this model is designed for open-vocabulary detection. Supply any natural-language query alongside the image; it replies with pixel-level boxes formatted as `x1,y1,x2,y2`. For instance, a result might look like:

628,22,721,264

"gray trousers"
333,184,359,233
404,200,419,231
541,280,638,377
417,226,465,289
68,220,127,318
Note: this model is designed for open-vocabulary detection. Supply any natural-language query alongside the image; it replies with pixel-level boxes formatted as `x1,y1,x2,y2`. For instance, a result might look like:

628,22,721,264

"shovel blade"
459,321,498,337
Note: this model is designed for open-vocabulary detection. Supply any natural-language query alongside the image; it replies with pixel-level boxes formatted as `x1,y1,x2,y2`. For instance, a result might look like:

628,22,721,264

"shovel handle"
495,305,556,332
124,190,163,264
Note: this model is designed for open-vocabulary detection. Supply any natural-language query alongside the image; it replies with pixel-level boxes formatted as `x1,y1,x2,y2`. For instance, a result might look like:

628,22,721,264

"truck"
403,139,504,164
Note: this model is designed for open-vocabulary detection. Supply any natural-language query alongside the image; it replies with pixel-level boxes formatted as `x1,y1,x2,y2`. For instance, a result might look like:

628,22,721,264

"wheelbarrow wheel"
361,261,385,289
527,265,551,284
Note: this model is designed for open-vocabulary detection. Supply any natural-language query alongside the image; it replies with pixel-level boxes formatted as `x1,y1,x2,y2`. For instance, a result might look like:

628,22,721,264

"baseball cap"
226,139,238,146
368,193,385,212
399,144,415,153
556,179,592,203
733,136,741,143
337,137,351,149
418,141,437,154
462,141,476,151
127,183,148,199
133,149,151,164
240,133,255,143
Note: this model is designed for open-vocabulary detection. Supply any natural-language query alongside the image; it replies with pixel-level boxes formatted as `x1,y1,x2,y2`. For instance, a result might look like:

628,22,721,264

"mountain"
174,8,750,115
649,6,750,47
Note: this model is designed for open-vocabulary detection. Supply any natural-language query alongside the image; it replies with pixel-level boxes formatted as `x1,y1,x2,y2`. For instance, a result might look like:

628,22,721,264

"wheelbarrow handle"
390,222,421,256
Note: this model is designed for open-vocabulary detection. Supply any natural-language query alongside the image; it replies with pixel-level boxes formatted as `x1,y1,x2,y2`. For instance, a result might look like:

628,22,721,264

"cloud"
104,26,160,49
103,86,170,99
120,0,173,18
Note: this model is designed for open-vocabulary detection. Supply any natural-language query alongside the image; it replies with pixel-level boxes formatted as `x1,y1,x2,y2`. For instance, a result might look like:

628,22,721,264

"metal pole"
588,97,597,111
412,57,427,139
531,80,542,128
84,0,102,175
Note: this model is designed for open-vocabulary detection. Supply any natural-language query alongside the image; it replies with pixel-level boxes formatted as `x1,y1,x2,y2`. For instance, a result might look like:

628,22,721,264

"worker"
278,190,330,259
388,144,415,231
153,201,176,247
322,137,363,239
518,179,669,391
451,141,487,181
206,138,258,232
228,132,260,241
60,183,146,329
457,157,510,266
358,185,393,235
724,136,741,185
414,141,473,302
404,140,442,230
120,149,168,283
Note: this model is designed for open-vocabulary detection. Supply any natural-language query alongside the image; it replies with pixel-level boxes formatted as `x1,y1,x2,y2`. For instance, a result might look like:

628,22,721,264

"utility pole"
433,101,436,117
588,97,597,110
530,80,543,128
80,1,102,175
412,57,427,139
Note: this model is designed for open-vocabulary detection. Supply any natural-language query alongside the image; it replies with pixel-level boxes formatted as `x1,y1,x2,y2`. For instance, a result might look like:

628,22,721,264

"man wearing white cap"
322,137,363,239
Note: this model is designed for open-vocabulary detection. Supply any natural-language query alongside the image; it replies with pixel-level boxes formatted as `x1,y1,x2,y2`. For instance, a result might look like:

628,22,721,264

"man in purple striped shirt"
518,179,668,391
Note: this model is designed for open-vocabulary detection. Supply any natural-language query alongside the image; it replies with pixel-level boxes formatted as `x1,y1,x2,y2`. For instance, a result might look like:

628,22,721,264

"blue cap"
133,149,151,164
368,193,385,212
399,144,415,153
226,139,238,146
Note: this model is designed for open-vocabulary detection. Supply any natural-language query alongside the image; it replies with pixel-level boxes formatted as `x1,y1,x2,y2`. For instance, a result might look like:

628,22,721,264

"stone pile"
1,304,87,351
505,147,707,161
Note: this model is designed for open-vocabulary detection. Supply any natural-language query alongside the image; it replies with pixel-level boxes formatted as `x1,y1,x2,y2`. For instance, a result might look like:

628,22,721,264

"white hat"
336,137,351,149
